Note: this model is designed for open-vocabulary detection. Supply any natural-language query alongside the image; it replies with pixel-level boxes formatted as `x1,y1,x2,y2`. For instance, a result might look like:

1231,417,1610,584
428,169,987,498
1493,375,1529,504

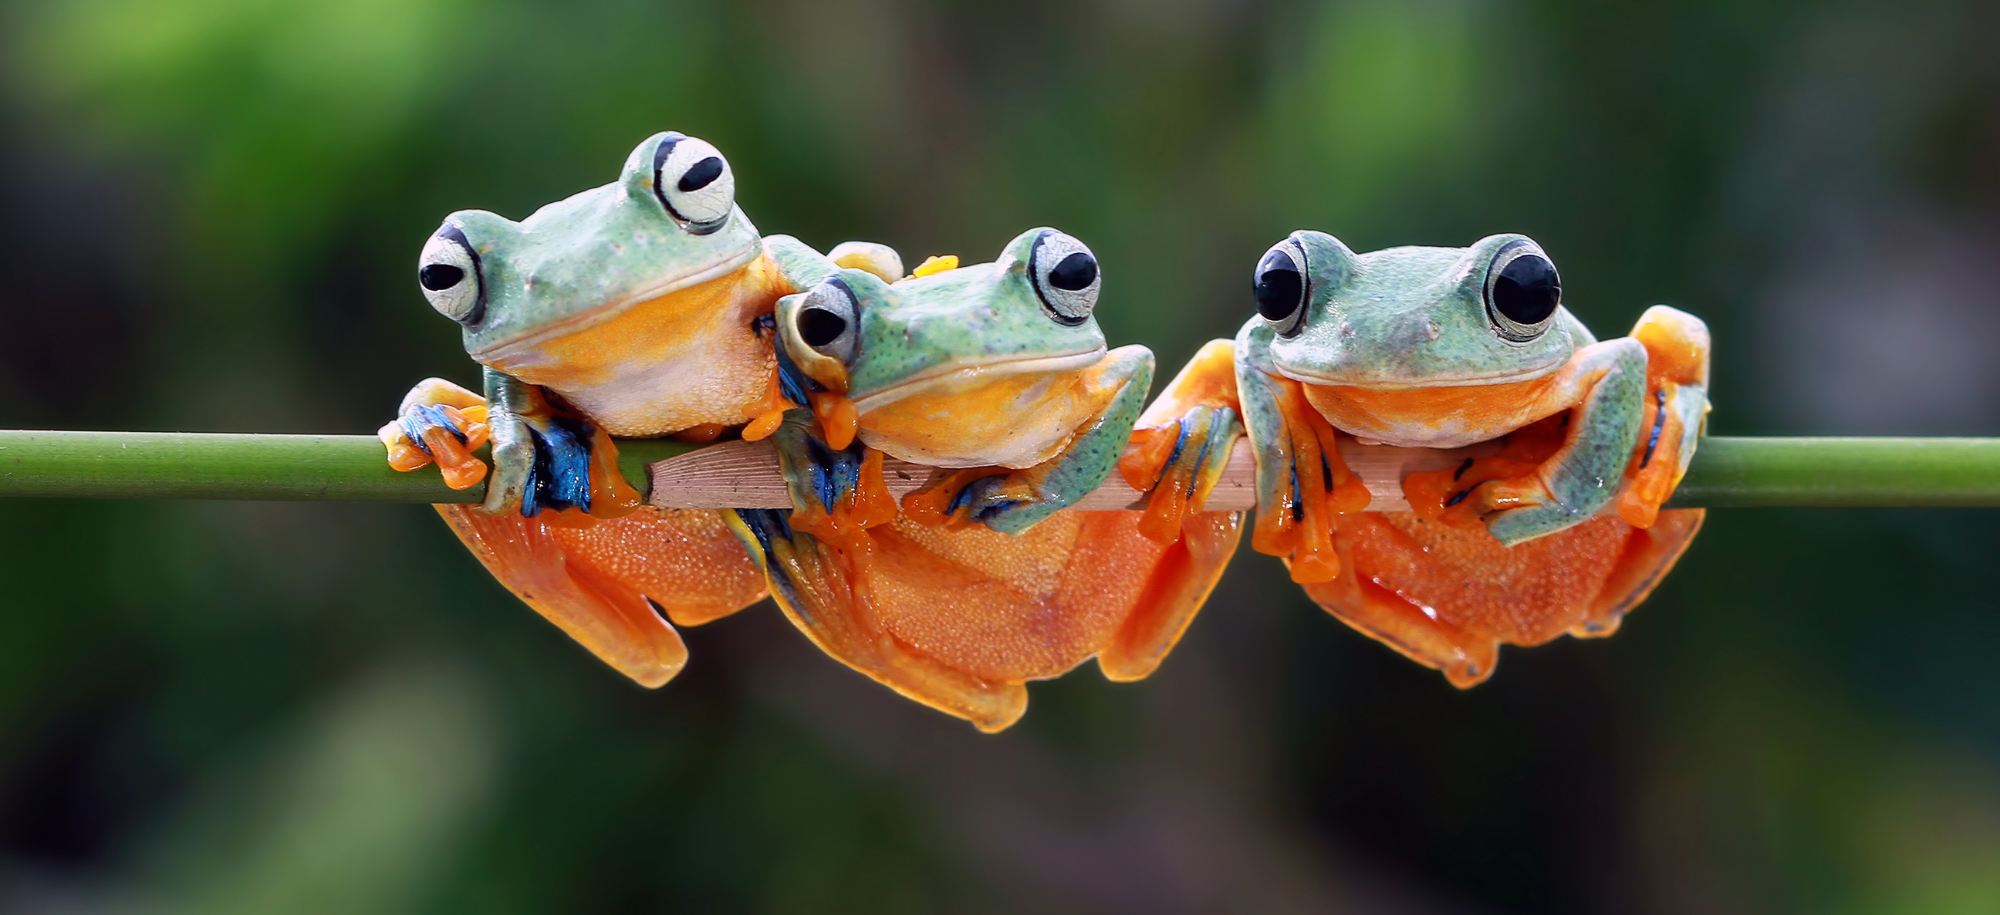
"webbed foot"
1617,306,1711,527
1241,372,1371,582
1117,339,1248,543
771,414,897,549
380,378,491,490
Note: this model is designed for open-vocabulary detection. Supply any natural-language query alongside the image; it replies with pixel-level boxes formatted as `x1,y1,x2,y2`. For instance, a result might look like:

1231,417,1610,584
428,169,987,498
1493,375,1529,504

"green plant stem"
0,431,1993,508
0,431,691,503
1662,436,2000,508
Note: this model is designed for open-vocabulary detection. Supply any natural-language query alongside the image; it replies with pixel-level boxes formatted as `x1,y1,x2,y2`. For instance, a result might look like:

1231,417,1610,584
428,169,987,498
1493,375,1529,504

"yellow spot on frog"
909,255,959,278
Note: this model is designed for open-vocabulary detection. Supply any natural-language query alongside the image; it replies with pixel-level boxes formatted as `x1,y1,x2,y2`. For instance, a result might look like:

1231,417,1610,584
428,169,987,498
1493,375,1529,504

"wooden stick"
645,439,1500,512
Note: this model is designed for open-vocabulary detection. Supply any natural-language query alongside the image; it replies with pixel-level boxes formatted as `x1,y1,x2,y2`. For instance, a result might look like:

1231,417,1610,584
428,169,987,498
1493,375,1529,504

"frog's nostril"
419,264,465,290
800,308,849,348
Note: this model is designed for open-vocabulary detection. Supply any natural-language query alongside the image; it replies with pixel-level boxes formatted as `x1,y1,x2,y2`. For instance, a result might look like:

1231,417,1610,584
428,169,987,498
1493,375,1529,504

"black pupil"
1492,254,1560,327
678,157,724,193
1253,251,1304,322
420,263,465,291
799,307,849,348
1048,252,1097,291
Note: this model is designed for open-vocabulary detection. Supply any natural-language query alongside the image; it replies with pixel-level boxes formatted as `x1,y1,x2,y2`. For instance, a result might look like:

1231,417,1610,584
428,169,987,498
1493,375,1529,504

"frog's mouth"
849,348,1108,414
1274,357,1566,390
468,243,763,362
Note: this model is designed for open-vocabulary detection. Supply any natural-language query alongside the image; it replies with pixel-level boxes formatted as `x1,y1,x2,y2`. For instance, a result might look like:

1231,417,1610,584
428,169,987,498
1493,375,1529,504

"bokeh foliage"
2,0,1999,911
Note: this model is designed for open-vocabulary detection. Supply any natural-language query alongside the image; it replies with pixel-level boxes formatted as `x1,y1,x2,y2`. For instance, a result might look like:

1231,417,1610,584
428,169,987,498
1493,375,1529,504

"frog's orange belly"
1301,376,1566,448
477,262,780,437
1300,509,1703,686
861,513,1158,681
858,370,1106,468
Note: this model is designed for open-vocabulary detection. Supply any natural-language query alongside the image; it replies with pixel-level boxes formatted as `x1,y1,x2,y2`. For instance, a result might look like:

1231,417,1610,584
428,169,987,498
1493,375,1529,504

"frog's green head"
1250,231,1576,387
414,131,764,360
775,227,1107,411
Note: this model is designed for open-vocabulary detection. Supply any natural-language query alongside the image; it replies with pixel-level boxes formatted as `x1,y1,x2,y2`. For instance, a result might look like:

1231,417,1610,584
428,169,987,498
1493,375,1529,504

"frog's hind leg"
1096,509,1245,681
724,509,1029,732
434,505,689,687
1575,508,1704,638
548,507,769,627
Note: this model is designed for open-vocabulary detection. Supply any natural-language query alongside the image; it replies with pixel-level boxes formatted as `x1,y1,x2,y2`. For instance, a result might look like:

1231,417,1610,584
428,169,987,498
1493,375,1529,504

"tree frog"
726,228,1243,732
380,130,899,689
1124,231,1709,686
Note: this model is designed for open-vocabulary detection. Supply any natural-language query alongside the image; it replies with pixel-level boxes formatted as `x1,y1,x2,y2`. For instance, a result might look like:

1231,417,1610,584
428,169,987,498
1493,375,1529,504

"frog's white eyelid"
652,135,735,235
794,278,859,365
1029,230,1100,325
1253,238,1309,337
418,228,483,325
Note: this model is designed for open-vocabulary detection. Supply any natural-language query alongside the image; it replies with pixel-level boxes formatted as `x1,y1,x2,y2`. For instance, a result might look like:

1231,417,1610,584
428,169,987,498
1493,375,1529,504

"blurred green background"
2,0,1999,911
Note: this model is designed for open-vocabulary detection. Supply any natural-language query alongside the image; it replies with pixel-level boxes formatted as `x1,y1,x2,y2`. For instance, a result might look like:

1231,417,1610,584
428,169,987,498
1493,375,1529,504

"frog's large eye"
1253,239,1308,337
652,134,736,235
1484,241,1561,342
793,277,859,365
418,226,483,325
1029,230,1100,325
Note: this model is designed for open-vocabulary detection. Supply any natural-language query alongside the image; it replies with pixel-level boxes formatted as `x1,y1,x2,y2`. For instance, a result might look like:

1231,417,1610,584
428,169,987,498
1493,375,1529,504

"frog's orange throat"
473,250,792,438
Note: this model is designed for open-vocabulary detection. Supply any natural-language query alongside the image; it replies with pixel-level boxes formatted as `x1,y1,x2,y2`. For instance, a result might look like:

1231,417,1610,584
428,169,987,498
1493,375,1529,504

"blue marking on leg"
1185,424,1215,498
1641,386,1667,469
728,508,811,622
1288,434,1304,522
398,404,467,457
521,415,596,517
802,435,866,513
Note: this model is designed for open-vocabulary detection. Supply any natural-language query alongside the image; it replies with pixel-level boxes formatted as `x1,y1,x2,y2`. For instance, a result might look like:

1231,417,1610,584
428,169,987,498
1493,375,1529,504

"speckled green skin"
770,227,1155,535
833,229,1110,403
400,132,842,516
446,132,766,359
1268,232,1595,388
1239,231,1652,546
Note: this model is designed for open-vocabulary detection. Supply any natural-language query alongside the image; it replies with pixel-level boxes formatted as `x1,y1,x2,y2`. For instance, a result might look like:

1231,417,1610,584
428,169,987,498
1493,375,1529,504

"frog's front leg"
480,367,641,520
1232,327,1373,582
907,345,1155,535
380,377,492,490
1447,339,1648,546
1616,306,1711,528
769,411,899,549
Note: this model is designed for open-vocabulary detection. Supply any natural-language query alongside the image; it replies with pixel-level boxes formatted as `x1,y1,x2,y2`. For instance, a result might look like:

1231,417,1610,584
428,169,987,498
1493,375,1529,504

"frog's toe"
958,475,1052,534
1118,405,1242,543
900,468,1035,532
384,402,490,490
777,425,897,546
1618,381,1709,528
